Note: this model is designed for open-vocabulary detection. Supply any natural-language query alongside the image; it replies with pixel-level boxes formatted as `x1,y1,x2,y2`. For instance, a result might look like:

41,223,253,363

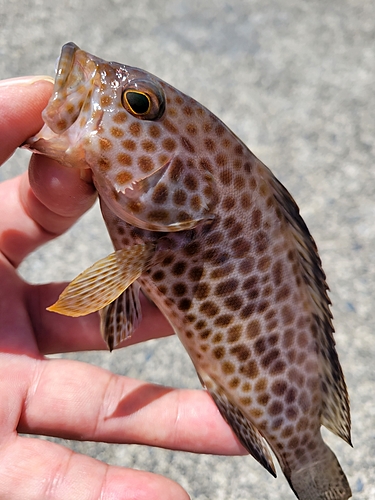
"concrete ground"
1,0,374,498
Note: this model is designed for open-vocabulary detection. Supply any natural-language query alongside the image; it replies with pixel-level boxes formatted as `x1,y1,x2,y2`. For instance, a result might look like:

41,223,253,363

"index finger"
0,77,53,164
0,77,97,266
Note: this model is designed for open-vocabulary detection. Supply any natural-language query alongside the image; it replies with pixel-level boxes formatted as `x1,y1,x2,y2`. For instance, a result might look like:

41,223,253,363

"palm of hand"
0,78,244,500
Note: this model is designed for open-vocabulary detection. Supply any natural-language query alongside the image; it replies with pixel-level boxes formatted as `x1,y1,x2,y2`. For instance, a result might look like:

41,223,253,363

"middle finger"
17,355,245,456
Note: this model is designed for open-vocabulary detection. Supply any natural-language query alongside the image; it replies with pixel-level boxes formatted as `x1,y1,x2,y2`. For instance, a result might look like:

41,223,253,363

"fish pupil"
125,91,151,115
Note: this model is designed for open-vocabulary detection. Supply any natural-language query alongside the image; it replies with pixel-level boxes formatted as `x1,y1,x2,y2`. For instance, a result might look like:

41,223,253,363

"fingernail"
0,75,54,88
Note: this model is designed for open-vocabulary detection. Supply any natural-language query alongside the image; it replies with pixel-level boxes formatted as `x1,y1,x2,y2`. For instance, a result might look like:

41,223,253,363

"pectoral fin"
47,244,154,317
196,367,276,477
100,281,142,351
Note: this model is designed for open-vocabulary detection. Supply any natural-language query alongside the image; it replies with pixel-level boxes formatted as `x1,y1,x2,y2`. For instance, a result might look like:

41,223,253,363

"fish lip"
42,43,102,135
54,42,80,93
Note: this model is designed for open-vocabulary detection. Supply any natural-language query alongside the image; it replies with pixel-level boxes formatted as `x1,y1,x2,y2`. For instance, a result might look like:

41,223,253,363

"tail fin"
288,445,351,500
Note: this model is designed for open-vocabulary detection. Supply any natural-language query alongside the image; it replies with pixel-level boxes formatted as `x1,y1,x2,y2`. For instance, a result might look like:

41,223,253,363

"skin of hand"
0,77,246,500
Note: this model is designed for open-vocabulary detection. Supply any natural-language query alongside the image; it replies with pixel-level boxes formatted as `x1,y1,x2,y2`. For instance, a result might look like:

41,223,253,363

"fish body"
25,43,351,500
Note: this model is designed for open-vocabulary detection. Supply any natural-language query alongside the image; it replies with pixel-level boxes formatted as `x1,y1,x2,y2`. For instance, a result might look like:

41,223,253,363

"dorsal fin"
260,159,351,445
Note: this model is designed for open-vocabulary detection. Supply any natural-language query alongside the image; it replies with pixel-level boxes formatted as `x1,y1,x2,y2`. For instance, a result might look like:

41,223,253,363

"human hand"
0,77,245,500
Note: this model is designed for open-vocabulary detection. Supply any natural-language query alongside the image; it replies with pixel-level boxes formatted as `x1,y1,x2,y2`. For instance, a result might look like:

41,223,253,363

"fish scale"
24,42,351,500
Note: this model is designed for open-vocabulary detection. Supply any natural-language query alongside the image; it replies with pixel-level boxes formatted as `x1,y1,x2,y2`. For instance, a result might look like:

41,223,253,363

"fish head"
25,42,218,231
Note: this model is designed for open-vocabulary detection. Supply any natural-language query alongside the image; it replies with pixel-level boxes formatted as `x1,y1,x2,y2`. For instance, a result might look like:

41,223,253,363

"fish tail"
287,444,351,500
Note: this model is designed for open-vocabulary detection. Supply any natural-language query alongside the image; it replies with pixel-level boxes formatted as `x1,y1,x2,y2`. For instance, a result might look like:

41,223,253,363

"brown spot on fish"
221,361,235,375
141,139,157,152
227,325,242,343
178,298,192,311
186,123,198,135
210,264,234,279
219,169,232,185
173,189,187,206
200,301,219,317
188,266,203,281
169,158,184,183
147,209,169,222
252,209,262,229
230,344,251,362
100,95,111,107
117,153,132,166
222,196,236,210
113,111,127,123
212,333,223,343
110,126,124,138
99,137,112,151
129,122,141,137
164,119,178,134
98,157,111,172
172,261,187,276
239,397,252,406
204,138,216,152
215,124,225,136
184,241,201,256
281,305,295,325
172,283,187,297
152,183,169,204
182,105,193,116
195,319,206,330
269,401,284,416
152,270,165,281
162,137,177,151
148,124,161,138
138,155,154,172
240,360,259,379
229,377,240,389
122,139,137,151
184,174,198,191
257,393,270,406
224,295,243,311
213,346,225,359
241,193,251,209
200,330,211,340
240,303,256,319
181,136,195,153
199,157,213,173
214,314,233,327
115,171,133,184
195,282,210,300
216,154,228,168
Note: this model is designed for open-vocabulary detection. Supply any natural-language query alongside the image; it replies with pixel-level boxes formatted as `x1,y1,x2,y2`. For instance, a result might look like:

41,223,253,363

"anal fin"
196,368,276,477
100,282,142,351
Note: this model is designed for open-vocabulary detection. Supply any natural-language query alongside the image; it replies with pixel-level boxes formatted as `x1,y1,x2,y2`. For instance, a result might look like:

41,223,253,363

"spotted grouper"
24,42,352,500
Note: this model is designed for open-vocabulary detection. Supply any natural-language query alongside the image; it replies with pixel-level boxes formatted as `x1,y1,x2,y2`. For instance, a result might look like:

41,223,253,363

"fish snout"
42,42,100,134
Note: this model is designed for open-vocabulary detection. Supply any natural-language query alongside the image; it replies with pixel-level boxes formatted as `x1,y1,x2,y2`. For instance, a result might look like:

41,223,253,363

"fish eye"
123,91,151,115
122,80,165,120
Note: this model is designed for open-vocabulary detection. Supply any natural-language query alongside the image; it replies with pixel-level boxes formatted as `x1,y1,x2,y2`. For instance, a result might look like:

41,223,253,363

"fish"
24,42,352,500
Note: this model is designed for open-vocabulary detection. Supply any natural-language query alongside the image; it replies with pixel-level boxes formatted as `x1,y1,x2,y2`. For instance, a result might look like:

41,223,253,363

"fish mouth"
23,42,103,168
42,42,101,134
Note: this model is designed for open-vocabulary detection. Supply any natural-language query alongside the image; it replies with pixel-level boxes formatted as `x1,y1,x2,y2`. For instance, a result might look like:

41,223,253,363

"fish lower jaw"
23,131,90,169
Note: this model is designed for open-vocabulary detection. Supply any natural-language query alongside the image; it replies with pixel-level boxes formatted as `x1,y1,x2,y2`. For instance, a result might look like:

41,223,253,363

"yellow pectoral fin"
47,244,154,317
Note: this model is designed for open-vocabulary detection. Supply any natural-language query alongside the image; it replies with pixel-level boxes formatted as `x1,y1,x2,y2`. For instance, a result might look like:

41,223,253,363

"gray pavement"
1,1,374,498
